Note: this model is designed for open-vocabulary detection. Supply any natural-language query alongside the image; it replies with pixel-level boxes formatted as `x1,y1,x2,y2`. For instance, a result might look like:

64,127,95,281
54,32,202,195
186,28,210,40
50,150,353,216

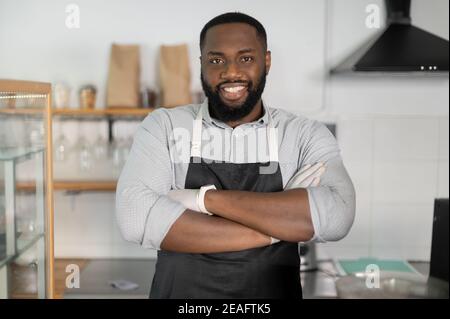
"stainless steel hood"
332,0,449,74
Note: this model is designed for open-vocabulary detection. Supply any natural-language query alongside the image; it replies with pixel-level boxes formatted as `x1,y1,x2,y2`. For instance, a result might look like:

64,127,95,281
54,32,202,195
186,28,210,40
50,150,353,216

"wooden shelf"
0,79,51,94
17,181,117,192
0,107,154,117
53,107,154,117
0,108,45,115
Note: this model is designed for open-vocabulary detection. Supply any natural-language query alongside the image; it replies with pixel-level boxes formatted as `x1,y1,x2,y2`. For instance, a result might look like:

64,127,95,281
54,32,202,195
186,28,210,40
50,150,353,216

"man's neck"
226,100,263,128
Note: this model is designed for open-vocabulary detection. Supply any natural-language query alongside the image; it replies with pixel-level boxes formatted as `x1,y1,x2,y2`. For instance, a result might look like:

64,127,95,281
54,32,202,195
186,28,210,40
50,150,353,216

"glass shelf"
0,146,45,161
0,232,44,269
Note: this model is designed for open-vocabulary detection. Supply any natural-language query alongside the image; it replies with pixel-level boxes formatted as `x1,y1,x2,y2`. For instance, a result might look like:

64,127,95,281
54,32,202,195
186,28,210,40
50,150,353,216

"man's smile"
219,82,249,104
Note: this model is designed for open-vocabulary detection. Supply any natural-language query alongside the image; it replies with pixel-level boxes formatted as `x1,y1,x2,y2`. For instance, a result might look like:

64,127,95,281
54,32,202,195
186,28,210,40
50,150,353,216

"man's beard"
201,70,267,122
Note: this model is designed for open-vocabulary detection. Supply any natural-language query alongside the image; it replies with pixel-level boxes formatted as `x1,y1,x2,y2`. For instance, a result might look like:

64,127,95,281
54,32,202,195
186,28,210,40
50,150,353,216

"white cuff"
197,184,216,215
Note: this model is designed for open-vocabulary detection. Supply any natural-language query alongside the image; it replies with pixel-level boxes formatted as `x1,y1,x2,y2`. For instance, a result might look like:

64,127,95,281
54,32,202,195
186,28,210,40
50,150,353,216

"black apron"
150,105,302,299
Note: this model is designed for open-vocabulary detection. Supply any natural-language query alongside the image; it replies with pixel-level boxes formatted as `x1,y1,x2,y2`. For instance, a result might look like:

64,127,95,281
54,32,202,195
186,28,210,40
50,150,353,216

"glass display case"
0,80,54,298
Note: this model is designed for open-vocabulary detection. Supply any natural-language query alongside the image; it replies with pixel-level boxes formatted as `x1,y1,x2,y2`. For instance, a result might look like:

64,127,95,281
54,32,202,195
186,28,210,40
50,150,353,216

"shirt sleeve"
299,120,356,243
115,110,186,250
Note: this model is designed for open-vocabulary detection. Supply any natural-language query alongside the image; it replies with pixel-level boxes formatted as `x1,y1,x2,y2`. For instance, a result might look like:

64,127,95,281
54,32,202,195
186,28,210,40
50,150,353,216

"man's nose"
220,62,243,81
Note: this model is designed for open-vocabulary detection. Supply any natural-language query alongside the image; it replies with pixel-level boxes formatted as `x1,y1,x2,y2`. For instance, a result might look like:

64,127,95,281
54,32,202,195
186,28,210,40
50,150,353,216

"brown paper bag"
159,44,192,108
106,44,140,108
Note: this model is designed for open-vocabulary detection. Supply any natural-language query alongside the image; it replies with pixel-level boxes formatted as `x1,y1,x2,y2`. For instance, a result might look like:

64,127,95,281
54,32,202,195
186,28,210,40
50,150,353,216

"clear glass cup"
93,134,108,160
54,132,68,162
28,120,45,148
77,136,92,171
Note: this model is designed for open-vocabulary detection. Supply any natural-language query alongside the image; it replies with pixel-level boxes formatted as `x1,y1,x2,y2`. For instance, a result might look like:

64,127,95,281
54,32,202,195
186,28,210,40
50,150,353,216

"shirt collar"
200,98,270,129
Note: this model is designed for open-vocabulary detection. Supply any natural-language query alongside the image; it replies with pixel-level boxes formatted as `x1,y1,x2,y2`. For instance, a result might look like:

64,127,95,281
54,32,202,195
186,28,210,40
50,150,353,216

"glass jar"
53,83,70,109
79,85,96,109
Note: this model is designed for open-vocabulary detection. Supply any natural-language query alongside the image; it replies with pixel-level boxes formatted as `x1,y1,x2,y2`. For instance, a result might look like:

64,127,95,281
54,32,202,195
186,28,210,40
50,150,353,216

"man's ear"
265,50,271,75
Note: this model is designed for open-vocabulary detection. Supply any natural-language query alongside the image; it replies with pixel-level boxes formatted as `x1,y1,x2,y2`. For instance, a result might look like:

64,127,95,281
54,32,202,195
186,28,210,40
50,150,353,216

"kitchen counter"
63,258,434,299
301,260,431,299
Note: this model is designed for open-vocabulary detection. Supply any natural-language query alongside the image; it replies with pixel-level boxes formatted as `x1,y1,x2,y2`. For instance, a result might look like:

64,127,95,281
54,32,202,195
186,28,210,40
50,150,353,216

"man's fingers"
292,162,324,184
300,173,317,188
298,164,312,174
305,167,325,187
315,166,326,178
311,177,321,187
285,162,326,189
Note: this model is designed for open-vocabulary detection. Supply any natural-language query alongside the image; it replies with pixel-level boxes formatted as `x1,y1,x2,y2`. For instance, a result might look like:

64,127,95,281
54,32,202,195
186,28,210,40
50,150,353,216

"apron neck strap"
267,120,278,162
190,108,203,158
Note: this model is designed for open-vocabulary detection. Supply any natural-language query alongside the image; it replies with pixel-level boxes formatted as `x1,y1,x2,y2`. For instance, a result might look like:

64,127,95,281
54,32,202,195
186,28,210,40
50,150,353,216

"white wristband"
197,184,216,215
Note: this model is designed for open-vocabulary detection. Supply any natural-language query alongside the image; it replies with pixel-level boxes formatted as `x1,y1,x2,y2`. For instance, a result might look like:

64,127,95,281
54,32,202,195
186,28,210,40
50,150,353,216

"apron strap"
190,108,203,158
267,121,279,162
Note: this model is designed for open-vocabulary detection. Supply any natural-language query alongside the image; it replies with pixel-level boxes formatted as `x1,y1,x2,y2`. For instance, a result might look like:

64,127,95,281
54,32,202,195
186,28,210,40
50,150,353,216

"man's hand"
285,162,326,190
167,185,216,215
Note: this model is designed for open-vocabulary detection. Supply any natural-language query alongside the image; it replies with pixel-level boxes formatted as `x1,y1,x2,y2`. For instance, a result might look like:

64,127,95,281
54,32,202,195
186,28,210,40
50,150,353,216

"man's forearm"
204,189,314,242
160,209,271,253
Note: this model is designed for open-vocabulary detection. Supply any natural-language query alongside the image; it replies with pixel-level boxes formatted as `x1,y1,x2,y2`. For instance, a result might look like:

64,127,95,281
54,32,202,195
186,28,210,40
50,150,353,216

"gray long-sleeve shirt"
116,100,356,250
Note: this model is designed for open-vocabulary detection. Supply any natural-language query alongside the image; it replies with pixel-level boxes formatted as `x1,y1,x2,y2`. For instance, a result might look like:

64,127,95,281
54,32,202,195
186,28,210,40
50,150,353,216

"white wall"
0,0,325,112
1,0,448,261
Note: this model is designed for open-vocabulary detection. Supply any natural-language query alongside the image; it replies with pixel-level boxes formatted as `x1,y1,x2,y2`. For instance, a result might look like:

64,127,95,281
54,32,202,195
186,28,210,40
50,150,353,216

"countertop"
63,258,434,299
301,260,431,299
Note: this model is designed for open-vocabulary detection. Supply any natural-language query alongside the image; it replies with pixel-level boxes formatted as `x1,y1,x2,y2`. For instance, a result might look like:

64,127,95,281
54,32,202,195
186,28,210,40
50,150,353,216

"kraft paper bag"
106,44,140,108
159,44,192,108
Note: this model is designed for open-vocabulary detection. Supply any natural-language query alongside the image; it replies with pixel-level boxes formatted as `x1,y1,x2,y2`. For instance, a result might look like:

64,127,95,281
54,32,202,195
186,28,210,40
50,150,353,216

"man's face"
200,23,271,122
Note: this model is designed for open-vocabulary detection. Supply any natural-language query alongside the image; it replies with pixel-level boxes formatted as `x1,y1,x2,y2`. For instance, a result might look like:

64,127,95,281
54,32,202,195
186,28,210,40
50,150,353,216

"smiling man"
116,12,355,299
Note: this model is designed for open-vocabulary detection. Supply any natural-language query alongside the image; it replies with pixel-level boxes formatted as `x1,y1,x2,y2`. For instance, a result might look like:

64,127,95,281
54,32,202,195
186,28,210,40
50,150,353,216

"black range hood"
332,0,449,74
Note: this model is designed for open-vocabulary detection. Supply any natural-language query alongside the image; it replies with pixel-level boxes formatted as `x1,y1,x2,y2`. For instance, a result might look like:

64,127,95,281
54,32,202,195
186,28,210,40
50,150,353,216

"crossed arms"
115,111,356,255
160,188,314,253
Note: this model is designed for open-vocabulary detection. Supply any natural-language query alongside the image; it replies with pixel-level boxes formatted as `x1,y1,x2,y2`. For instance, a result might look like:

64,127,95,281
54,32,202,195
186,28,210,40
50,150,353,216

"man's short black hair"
200,12,267,51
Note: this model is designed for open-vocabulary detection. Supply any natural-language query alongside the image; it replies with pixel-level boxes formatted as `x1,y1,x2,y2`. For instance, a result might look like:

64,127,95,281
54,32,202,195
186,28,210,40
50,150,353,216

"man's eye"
210,58,223,64
241,56,254,63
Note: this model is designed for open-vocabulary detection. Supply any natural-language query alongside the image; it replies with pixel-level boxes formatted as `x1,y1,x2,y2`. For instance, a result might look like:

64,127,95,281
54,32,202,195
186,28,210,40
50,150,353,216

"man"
116,12,355,299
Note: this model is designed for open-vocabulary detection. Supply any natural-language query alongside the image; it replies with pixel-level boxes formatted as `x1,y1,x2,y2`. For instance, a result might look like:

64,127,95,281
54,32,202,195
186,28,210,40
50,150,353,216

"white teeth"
223,86,245,93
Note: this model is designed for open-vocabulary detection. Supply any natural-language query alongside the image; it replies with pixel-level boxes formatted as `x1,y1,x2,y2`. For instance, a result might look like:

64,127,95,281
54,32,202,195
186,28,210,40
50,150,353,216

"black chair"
429,198,449,282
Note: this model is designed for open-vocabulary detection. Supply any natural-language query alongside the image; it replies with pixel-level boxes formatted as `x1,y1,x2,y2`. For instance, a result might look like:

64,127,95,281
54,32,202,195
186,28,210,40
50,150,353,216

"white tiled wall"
318,116,449,261
371,203,435,259
438,119,449,160
437,160,449,197
373,161,438,204
373,118,439,161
